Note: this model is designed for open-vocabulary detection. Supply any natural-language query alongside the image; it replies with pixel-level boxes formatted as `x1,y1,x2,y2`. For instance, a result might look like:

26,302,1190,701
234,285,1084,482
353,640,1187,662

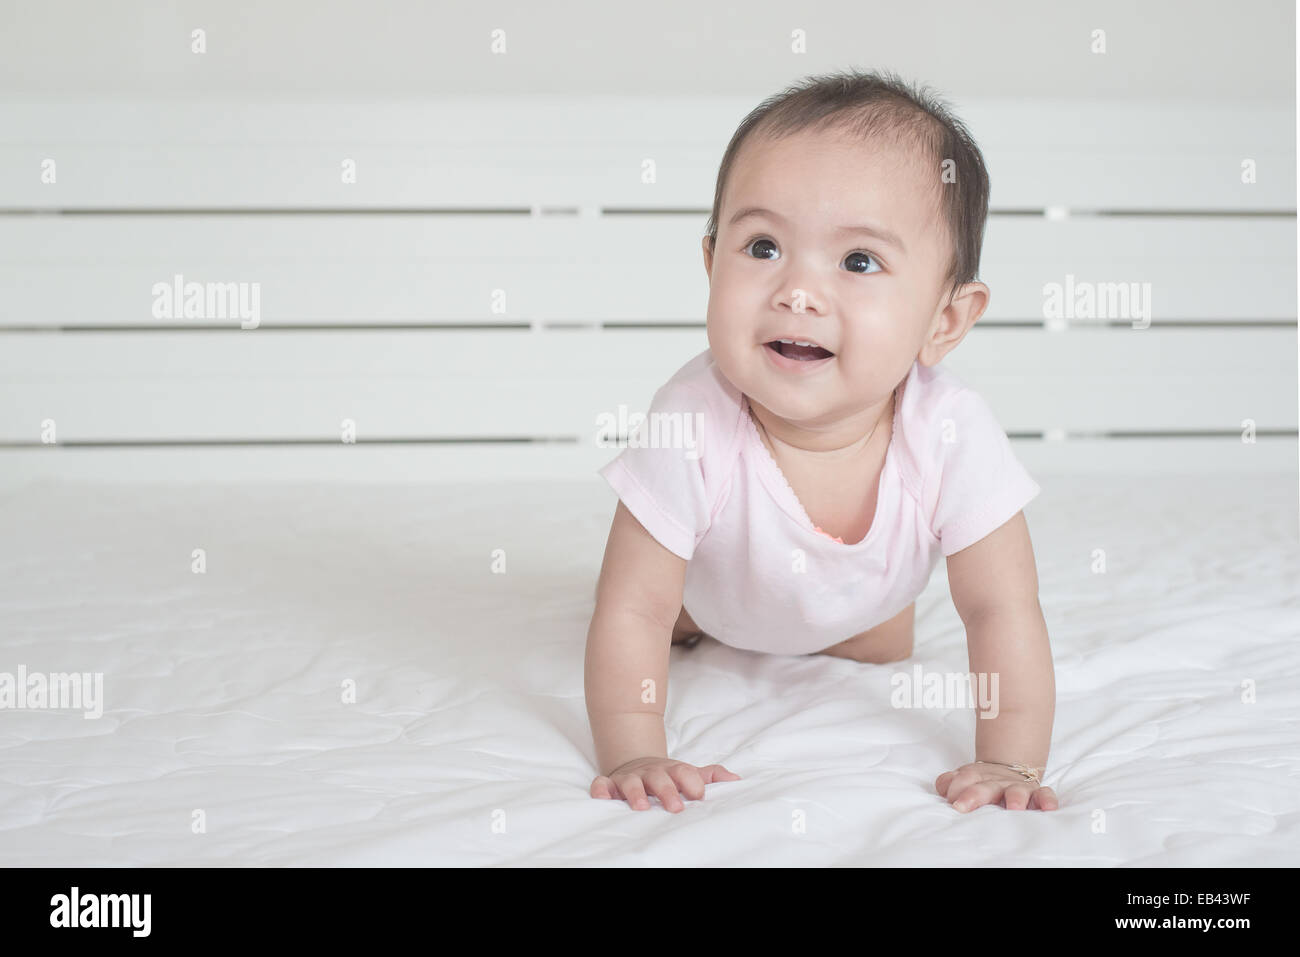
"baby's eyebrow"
727,205,907,254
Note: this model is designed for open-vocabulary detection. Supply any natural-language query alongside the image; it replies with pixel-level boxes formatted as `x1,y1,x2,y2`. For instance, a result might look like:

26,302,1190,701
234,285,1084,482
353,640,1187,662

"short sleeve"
928,387,1041,557
597,380,715,560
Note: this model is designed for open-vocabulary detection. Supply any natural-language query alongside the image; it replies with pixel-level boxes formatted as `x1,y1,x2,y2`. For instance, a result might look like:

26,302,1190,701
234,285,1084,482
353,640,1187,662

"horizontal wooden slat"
0,99,1293,210
0,214,1293,326
0,328,706,443
941,325,1297,433
0,327,1293,444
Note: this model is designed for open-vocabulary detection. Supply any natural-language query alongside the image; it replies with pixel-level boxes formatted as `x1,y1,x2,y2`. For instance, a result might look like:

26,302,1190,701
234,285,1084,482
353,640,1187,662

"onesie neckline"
741,376,905,550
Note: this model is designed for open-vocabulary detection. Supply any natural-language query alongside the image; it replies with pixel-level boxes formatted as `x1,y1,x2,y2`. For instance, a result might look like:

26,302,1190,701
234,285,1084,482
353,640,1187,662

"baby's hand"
591,757,741,813
935,762,1059,812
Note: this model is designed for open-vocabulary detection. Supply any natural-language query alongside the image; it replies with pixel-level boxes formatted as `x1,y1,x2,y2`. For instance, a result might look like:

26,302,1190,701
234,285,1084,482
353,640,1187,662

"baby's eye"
743,237,882,274
844,251,883,275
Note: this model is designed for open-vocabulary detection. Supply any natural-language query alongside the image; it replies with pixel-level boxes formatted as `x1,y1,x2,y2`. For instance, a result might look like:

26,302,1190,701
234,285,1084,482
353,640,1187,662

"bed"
0,468,1295,866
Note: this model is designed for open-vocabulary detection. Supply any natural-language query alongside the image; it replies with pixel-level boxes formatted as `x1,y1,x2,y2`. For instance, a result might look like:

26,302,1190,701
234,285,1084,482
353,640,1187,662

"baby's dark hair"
704,68,990,306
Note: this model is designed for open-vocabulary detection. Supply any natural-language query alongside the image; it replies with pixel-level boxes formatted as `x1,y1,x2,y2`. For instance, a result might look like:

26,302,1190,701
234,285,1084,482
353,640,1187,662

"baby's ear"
960,280,992,324
920,281,990,366
701,235,715,277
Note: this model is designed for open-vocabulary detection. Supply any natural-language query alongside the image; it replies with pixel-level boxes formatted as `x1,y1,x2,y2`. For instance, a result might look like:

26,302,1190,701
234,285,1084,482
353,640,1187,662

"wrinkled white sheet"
0,472,1297,866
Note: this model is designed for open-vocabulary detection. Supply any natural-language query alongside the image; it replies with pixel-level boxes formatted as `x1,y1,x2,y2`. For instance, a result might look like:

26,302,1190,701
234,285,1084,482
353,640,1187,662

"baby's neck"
748,391,895,464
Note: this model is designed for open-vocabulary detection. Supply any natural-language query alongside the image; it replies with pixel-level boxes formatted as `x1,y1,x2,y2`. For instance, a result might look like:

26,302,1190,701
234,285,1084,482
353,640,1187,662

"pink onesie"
598,347,1041,656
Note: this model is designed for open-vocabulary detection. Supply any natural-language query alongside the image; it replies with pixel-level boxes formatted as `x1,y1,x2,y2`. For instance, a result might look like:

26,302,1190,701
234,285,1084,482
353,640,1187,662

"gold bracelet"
975,760,1044,785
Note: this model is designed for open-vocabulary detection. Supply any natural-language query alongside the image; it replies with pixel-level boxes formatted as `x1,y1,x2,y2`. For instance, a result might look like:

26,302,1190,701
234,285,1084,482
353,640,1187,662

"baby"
585,70,1057,815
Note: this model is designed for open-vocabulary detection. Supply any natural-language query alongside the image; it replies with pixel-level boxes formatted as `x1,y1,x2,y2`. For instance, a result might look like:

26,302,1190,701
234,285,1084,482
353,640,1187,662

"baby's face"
703,127,950,429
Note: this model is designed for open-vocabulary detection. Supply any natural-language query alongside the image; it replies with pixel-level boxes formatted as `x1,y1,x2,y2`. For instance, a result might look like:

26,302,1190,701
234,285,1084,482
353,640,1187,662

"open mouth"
765,339,835,361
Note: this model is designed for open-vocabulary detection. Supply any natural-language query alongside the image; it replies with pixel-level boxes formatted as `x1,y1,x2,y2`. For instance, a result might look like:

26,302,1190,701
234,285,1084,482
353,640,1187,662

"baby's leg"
670,605,707,647
815,602,915,663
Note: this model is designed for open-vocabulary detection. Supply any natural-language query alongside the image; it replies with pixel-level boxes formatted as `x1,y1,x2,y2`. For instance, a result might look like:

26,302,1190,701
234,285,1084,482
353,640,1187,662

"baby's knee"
817,604,915,663
821,639,913,664
670,605,709,647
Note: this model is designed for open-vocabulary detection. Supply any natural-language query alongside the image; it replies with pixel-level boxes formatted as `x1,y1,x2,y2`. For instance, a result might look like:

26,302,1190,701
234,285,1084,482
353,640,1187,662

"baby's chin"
748,371,897,426
746,385,845,427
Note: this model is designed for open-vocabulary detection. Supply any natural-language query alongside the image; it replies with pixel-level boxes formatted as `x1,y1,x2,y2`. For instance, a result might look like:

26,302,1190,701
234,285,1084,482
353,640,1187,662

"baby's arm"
586,501,683,772
937,509,1059,812
585,502,741,811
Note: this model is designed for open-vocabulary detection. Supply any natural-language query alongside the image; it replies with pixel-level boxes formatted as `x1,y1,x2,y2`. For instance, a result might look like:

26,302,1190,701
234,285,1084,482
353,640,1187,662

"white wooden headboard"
0,97,1295,486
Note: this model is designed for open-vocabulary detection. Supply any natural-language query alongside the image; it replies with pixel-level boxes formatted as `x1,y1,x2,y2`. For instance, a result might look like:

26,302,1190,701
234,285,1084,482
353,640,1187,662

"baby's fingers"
644,768,686,813
1003,783,1037,811
611,773,651,810
1030,786,1059,811
591,775,630,803
934,770,957,797
666,764,707,802
698,763,742,783
1001,783,1059,811
950,781,1002,813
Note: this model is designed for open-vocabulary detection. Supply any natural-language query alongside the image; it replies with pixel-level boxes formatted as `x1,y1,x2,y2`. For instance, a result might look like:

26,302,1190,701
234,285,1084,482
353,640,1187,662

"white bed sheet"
0,471,1297,866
